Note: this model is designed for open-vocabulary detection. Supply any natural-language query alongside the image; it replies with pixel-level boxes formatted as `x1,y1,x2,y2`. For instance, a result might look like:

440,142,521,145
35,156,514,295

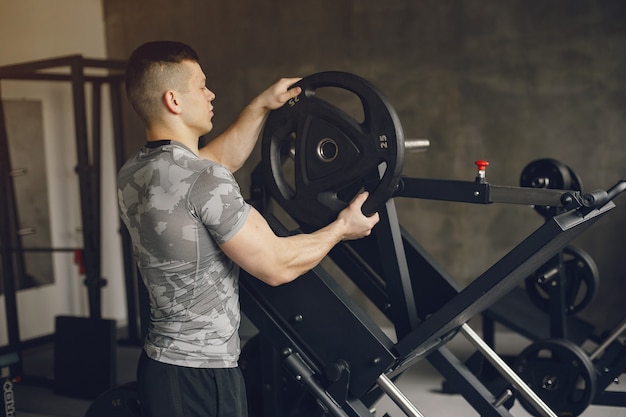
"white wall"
0,0,126,343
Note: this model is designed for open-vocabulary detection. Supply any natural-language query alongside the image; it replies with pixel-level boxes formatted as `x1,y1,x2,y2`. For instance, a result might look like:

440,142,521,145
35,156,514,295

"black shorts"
137,351,248,417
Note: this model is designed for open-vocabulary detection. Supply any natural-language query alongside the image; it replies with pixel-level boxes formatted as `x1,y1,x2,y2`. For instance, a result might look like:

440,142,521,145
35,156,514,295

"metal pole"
0,85,24,377
376,373,425,417
71,57,102,319
589,317,626,361
404,139,430,152
459,324,557,417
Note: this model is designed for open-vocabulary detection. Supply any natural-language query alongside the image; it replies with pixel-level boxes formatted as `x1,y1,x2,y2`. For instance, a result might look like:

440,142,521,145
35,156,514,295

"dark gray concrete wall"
103,0,626,332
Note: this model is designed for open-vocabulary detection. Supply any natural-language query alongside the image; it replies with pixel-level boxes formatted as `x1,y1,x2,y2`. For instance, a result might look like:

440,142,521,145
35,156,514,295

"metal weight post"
376,374,425,417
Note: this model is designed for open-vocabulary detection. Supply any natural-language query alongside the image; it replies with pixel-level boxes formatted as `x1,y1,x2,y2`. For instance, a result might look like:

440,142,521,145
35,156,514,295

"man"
118,40,380,417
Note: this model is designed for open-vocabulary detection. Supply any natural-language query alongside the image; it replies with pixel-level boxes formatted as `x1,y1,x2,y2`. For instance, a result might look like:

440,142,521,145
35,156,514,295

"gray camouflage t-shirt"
117,140,250,368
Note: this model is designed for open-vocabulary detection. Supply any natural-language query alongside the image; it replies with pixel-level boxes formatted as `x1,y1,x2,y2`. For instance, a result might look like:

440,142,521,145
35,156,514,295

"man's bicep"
219,207,280,282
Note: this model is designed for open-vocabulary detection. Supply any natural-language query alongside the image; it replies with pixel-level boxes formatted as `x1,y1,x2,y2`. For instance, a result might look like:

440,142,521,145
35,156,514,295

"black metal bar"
548,254,568,339
0,55,85,75
91,81,102,280
370,199,420,337
593,391,626,407
0,87,24,377
394,202,615,358
396,177,490,203
0,73,125,83
396,177,578,208
70,57,101,319
489,184,570,207
2,112,30,299
329,242,390,317
0,55,125,77
8,247,80,252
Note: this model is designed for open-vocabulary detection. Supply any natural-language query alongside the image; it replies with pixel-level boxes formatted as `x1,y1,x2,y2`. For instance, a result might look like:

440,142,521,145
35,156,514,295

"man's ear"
163,90,182,114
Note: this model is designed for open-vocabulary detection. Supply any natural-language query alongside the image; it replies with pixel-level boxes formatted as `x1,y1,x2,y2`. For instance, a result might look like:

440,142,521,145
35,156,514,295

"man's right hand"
335,192,380,241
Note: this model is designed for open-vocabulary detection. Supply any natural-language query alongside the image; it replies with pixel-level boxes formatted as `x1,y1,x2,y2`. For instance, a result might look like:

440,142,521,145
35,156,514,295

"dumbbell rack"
240,164,618,417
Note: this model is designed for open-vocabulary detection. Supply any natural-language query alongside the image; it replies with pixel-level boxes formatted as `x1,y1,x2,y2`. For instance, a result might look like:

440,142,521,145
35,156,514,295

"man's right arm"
199,78,302,173
220,192,379,286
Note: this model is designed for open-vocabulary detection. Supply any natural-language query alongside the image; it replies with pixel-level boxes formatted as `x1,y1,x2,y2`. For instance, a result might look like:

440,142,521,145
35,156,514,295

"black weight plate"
525,245,599,316
514,339,596,417
520,158,576,218
261,71,405,228
84,382,141,417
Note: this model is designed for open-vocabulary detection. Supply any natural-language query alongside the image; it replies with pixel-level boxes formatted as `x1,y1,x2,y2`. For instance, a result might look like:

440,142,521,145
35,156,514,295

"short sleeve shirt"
117,140,250,368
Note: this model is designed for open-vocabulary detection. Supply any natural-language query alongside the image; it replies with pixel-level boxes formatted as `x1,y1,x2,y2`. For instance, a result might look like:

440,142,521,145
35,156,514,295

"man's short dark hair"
125,41,200,125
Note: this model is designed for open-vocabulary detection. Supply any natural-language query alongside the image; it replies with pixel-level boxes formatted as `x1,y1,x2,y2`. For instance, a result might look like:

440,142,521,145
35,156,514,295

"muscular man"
118,40,379,417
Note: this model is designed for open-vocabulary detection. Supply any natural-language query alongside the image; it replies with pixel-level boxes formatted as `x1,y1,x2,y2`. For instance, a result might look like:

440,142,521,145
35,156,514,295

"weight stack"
53,316,116,400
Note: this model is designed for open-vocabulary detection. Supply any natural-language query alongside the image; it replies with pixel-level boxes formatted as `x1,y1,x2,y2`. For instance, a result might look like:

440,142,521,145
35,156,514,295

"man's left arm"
199,77,301,172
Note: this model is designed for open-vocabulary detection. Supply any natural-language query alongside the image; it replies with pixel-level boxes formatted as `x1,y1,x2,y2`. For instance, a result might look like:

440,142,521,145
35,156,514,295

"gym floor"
13,326,626,417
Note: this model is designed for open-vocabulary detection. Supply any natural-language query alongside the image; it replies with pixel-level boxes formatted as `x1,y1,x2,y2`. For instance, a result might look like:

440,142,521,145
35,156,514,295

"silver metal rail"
377,373,426,417
459,324,558,417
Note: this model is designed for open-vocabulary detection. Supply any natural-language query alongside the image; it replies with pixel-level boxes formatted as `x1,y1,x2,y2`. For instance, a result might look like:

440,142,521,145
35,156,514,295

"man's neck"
145,127,199,156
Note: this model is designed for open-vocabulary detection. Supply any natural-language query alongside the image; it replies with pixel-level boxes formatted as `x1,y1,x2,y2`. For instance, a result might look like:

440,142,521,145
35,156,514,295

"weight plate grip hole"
317,138,338,162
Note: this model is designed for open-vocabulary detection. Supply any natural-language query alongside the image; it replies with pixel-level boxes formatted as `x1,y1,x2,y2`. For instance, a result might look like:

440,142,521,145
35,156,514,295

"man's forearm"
200,99,268,172
199,78,301,172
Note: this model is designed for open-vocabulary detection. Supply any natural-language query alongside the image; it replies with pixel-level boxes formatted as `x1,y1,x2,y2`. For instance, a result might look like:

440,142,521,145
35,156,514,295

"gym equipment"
481,161,599,343
519,160,599,326
519,158,583,219
477,158,625,416
461,159,625,416
479,251,624,416
0,56,128,321
261,71,405,227
240,71,624,417
0,97,24,380
514,339,596,417
90,71,624,415
524,245,599,317
513,316,626,417
0,56,128,397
